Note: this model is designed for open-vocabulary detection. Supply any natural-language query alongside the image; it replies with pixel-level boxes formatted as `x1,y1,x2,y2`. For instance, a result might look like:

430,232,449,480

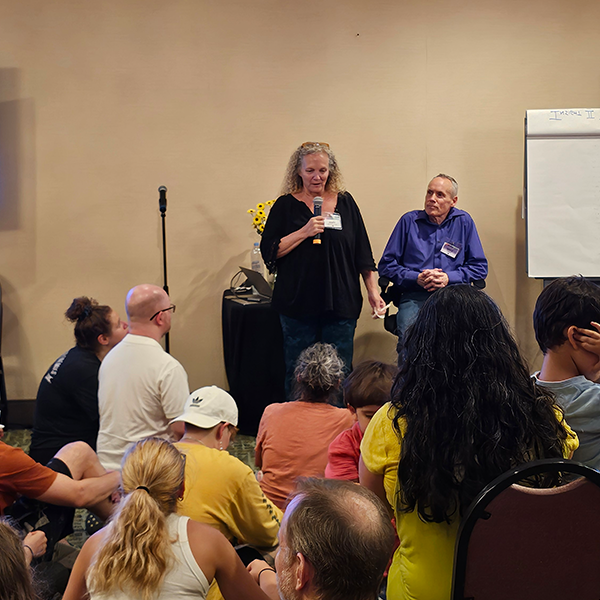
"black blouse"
260,192,376,320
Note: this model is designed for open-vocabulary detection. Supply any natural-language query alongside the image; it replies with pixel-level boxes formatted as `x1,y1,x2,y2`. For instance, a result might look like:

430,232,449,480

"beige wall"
0,0,598,399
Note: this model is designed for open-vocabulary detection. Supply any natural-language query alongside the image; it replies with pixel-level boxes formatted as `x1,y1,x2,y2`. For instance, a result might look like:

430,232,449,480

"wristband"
257,567,276,586
23,544,34,560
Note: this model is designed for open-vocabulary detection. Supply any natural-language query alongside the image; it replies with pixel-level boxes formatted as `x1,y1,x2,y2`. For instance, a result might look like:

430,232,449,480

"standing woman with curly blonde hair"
260,142,385,398
63,438,271,600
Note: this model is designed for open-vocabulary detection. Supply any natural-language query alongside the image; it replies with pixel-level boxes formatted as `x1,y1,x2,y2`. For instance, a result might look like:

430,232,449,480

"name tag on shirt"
324,212,342,230
441,241,461,259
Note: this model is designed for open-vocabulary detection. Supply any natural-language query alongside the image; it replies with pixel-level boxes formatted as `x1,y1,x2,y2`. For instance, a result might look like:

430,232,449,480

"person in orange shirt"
255,343,354,509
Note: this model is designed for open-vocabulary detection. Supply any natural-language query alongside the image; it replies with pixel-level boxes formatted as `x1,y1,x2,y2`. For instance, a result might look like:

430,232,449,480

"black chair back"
452,459,600,600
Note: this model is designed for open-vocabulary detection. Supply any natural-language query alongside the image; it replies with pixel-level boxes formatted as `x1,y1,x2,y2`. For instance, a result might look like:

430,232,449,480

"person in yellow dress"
360,285,578,600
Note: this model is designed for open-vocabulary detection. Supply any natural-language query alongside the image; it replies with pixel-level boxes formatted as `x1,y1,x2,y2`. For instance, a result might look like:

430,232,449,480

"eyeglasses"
149,304,176,322
301,141,330,148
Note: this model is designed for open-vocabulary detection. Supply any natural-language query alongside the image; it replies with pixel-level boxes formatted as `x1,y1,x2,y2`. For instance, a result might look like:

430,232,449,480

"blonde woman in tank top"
63,437,271,600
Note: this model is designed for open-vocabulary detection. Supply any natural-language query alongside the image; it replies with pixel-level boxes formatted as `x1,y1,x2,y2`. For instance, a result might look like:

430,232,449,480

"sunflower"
247,200,274,235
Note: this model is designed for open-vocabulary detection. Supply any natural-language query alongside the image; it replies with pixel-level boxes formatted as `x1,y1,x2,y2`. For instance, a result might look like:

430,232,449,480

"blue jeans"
395,290,430,352
279,314,357,401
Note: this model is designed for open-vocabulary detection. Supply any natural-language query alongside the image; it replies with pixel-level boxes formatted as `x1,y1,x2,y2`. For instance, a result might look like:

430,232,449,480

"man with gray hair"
379,174,487,342
248,478,395,600
97,284,189,470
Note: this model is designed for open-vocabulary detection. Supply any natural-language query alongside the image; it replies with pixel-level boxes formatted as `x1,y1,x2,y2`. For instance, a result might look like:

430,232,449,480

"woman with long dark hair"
30,296,127,464
359,285,578,600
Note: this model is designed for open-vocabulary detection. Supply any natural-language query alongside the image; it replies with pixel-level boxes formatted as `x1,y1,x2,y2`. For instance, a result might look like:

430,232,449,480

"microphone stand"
159,186,170,354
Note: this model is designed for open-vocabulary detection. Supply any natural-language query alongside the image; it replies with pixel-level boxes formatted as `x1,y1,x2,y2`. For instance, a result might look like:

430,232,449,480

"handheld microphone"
313,196,323,245
158,186,167,213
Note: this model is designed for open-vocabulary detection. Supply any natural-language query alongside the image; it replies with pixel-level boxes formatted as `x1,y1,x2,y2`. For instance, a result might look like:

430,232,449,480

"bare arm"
36,470,120,508
23,531,47,565
214,540,273,600
361,269,386,313
248,559,278,600
63,531,105,600
188,521,271,600
276,217,325,258
359,456,393,517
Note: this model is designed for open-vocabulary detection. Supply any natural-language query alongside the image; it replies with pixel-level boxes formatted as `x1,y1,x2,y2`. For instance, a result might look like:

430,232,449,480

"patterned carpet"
2,429,258,471
3,428,33,452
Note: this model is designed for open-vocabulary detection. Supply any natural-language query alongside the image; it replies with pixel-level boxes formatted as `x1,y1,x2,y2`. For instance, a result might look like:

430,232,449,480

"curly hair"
392,285,570,523
65,296,113,352
281,142,345,195
293,342,345,403
87,438,186,600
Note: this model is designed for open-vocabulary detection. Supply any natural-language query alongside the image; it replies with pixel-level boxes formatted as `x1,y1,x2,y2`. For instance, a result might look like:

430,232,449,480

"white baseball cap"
170,386,238,429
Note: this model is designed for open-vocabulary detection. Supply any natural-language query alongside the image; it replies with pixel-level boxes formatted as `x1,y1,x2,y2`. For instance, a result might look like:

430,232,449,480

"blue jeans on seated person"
279,314,357,402
395,290,430,353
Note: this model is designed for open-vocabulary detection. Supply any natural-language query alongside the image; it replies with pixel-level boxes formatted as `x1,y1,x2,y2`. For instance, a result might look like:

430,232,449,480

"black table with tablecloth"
222,290,286,435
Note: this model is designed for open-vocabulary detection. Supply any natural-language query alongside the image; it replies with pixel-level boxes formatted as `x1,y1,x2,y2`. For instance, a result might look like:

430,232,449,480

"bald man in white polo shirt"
97,284,189,470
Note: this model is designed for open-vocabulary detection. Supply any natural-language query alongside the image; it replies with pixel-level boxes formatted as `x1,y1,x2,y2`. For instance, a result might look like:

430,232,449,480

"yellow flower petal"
257,203,265,210
253,216,261,224
247,209,255,213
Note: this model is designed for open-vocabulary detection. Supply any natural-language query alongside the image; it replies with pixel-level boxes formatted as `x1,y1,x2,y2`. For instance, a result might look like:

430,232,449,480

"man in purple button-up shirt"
379,174,487,343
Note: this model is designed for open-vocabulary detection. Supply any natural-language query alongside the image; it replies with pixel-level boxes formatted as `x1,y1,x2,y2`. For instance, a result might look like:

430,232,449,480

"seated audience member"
63,437,271,600
248,478,395,600
174,386,282,546
0,519,41,600
325,360,397,481
359,285,578,600
533,276,600,470
255,343,355,509
29,297,128,465
1,440,120,560
97,284,189,471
